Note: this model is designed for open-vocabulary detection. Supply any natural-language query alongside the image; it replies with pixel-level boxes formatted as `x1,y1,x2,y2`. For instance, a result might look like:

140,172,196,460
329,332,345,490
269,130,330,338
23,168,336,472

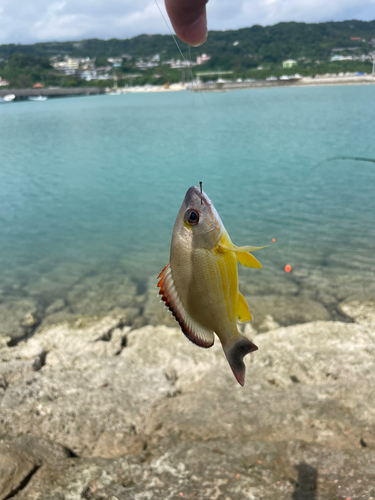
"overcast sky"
0,0,374,45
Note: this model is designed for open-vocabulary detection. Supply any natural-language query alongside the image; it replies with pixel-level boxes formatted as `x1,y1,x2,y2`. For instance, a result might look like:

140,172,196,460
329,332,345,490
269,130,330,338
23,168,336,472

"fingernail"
183,12,207,47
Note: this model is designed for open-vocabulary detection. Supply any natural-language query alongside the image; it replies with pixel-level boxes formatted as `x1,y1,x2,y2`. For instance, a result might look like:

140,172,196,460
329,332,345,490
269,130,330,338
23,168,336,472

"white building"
330,55,353,61
282,59,297,69
196,53,211,65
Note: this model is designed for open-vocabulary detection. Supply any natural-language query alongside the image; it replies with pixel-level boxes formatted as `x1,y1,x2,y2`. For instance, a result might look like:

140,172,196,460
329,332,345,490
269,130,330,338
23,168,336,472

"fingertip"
182,12,208,46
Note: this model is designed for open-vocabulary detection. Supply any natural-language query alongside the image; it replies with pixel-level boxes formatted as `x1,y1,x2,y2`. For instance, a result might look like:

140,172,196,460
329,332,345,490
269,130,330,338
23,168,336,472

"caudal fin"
224,337,258,386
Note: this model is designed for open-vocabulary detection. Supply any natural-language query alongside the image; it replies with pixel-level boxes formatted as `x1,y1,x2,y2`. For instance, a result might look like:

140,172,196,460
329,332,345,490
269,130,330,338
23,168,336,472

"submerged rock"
245,294,331,330
21,312,38,328
0,300,38,343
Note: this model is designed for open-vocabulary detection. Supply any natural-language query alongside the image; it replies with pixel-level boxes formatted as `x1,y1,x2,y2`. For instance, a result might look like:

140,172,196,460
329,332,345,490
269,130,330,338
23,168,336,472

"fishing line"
309,155,375,177
153,0,207,101
153,0,210,189
153,0,188,64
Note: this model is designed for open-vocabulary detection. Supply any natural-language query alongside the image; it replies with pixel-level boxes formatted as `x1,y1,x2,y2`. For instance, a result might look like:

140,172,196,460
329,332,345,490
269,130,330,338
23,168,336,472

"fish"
158,185,265,386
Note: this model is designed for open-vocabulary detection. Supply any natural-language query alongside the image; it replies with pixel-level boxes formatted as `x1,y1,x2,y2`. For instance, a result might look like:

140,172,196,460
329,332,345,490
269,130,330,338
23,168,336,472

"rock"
66,274,138,316
44,299,66,315
16,344,46,371
0,317,173,456
339,298,375,328
0,335,11,349
0,300,38,343
0,309,374,498
21,312,38,328
258,314,280,332
245,294,331,330
142,277,177,327
241,322,258,338
5,455,142,500
239,268,300,296
0,435,72,500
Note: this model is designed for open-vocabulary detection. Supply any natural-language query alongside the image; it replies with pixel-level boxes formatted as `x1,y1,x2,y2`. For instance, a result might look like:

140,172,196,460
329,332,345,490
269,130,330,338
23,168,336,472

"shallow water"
0,86,374,332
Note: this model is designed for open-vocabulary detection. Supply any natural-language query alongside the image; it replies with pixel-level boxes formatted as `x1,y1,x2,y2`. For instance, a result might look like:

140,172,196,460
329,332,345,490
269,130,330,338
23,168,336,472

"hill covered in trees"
1,20,374,88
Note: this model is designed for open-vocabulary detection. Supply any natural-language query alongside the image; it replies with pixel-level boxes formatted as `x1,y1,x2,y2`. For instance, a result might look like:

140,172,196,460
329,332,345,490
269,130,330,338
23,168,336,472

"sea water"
0,85,374,326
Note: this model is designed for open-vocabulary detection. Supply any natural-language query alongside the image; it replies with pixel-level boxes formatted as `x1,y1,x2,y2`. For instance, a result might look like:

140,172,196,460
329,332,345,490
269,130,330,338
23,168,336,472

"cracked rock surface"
0,302,374,499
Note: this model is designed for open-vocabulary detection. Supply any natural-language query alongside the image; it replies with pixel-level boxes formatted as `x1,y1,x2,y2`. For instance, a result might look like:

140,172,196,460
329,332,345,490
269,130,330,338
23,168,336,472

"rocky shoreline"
0,297,374,499
3,260,375,346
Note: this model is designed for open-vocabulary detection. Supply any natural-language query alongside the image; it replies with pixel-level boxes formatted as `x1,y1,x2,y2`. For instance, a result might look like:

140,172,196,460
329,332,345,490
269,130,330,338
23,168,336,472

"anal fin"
157,264,214,349
237,292,252,323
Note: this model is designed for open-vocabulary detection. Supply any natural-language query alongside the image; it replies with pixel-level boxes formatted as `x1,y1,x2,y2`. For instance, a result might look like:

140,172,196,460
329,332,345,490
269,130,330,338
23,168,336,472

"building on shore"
196,53,211,65
282,59,297,69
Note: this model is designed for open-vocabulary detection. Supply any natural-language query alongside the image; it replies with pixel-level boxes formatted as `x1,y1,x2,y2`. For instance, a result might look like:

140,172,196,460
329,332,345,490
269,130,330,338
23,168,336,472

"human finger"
164,0,208,46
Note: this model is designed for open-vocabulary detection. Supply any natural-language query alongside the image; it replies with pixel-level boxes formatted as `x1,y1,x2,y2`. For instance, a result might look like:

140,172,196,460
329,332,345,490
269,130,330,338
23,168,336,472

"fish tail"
223,337,258,386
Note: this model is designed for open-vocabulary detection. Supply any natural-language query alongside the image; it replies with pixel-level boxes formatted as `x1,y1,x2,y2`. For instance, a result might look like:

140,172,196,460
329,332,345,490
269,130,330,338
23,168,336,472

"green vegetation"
0,20,374,88
0,53,52,88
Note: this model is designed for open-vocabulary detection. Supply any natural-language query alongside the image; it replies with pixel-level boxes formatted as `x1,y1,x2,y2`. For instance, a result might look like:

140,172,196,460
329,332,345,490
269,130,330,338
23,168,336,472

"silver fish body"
158,186,264,385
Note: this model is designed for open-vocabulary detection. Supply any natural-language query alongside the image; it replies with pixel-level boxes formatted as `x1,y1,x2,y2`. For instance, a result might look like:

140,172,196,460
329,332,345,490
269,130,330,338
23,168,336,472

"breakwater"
0,87,105,100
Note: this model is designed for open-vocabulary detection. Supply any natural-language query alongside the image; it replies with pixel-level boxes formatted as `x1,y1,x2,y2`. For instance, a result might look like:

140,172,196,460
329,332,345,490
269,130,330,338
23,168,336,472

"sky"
0,0,374,45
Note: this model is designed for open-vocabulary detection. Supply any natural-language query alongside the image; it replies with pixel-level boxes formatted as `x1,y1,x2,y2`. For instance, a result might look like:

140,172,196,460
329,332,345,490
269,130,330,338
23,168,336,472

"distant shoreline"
192,74,375,92
1,75,374,100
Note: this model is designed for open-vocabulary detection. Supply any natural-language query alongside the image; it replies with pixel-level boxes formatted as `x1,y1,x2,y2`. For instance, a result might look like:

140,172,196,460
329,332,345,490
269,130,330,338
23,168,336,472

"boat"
289,73,303,80
28,96,48,102
266,76,278,81
107,67,123,95
3,94,15,102
107,89,122,95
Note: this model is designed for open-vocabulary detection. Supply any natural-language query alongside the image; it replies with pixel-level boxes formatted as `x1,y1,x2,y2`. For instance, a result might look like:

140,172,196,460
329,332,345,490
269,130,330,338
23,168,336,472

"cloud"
0,0,374,45
207,0,375,30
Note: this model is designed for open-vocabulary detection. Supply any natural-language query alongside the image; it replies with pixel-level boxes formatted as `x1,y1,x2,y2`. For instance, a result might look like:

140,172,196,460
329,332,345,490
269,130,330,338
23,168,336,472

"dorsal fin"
157,264,214,349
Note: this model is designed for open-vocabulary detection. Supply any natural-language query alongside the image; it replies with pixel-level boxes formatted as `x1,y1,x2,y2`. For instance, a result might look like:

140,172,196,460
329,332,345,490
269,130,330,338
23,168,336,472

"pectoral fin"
236,251,262,269
229,245,266,253
237,292,252,323
219,243,264,269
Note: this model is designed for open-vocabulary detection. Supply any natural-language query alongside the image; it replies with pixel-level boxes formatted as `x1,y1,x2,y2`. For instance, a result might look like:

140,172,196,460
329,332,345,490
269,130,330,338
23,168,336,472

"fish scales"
158,185,265,386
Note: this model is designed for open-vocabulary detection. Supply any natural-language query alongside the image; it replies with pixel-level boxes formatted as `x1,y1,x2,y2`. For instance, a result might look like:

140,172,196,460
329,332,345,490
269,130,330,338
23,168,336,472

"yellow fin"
237,292,252,323
218,240,265,268
236,251,262,269
230,245,266,253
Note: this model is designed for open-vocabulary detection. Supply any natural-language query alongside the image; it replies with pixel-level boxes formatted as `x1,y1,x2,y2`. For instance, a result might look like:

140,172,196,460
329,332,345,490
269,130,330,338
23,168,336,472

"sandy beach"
116,74,375,94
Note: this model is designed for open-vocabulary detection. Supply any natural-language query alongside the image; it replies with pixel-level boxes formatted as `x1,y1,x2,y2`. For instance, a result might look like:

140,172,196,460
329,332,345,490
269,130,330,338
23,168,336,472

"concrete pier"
0,87,105,100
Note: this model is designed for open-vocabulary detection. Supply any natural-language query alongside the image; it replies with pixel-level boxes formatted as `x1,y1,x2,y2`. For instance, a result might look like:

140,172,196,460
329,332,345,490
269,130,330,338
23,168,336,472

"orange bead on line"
285,264,292,273
272,238,276,242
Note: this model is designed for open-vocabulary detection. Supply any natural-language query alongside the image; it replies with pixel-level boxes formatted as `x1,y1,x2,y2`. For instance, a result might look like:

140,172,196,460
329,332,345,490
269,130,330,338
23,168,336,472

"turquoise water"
0,86,374,328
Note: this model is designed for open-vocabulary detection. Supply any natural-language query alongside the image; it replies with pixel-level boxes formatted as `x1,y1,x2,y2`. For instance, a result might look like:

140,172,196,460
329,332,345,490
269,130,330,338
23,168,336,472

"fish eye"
185,209,200,226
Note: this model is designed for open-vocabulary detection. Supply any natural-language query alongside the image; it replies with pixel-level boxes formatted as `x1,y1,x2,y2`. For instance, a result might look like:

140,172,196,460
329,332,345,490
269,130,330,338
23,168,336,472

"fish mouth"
184,185,207,206
184,185,223,244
